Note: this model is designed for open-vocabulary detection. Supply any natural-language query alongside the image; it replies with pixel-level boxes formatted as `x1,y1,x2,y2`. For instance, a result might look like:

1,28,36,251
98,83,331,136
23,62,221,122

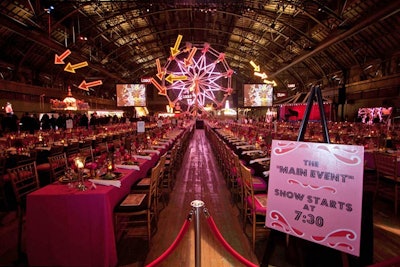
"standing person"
79,113,89,128
56,113,66,130
5,102,13,116
20,112,32,132
89,112,97,129
41,113,51,130
2,102,14,132
65,114,73,129
32,113,40,132
50,114,57,129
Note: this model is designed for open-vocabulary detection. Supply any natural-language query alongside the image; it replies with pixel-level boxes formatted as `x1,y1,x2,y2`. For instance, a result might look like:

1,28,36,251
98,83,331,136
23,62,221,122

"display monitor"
243,84,273,107
116,84,146,107
357,107,392,124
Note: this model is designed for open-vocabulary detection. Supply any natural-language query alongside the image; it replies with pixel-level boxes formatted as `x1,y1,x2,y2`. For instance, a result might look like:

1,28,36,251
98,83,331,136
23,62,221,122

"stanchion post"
191,200,204,267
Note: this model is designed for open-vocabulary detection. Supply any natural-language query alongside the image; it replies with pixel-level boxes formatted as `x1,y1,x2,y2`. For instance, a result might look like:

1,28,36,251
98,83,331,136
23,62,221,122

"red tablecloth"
26,154,159,267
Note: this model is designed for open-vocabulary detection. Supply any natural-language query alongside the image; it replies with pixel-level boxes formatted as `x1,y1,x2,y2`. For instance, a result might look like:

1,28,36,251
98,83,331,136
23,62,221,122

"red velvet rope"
146,219,191,267
206,216,258,267
367,256,400,267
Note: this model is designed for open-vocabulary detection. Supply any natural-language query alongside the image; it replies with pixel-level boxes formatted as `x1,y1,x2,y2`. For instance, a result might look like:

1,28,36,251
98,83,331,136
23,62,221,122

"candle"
75,158,84,169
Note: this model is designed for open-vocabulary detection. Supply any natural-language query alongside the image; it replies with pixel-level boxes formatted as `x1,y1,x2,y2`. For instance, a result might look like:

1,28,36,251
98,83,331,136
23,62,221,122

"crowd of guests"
0,111,137,136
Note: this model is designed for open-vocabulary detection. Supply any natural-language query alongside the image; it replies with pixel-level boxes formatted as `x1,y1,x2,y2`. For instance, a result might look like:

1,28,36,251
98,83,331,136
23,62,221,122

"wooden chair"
230,153,243,205
79,139,92,148
79,146,94,163
79,146,97,171
36,145,65,186
130,154,167,219
16,150,37,166
162,143,180,192
240,162,269,250
7,162,40,258
0,156,8,210
94,142,109,157
66,142,80,158
374,151,400,216
48,153,69,182
156,153,168,209
114,160,161,243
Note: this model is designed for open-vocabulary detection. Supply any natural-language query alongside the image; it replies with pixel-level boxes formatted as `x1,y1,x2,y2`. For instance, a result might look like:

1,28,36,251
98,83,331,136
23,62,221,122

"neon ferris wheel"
151,36,233,114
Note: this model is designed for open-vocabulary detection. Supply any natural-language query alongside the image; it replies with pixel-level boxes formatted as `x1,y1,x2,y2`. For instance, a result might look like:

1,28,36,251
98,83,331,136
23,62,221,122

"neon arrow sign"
166,74,187,84
156,58,165,80
78,80,103,91
184,47,197,67
54,49,71,64
151,78,167,95
250,60,260,72
64,61,88,73
170,34,183,57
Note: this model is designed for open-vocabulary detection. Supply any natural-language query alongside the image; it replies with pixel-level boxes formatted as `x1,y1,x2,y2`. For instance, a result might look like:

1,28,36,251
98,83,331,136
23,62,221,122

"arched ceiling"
0,0,399,100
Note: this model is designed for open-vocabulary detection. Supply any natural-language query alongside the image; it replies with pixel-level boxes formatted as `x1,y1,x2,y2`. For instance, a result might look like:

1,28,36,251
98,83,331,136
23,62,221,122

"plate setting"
100,172,122,180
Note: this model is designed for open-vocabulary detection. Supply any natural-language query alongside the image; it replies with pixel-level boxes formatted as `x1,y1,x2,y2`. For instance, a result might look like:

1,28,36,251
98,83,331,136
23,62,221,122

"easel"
296,85,329,143
261,85,351,267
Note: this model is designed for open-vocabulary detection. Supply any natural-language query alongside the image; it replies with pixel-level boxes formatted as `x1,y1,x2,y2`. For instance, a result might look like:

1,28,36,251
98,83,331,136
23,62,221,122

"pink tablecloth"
26,153,159,267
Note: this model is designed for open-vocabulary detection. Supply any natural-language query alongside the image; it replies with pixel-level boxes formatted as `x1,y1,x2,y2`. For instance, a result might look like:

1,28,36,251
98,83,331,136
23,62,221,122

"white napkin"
133,155,152,160
263,171,270,177
237,145,255,149
35,146,52,151
152,145,166,149
242,149,263,155
143,149,160,155
250,157,270,164
115,164,140,170
157,141,170,145
232,141,246,145
89,179,121,188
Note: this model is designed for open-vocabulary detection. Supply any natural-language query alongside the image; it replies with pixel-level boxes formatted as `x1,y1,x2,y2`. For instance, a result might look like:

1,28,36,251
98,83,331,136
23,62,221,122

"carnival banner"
266,140,364,256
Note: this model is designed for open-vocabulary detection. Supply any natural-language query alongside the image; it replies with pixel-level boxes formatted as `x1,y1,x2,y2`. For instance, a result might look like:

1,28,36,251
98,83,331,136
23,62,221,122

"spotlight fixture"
44,6,54,13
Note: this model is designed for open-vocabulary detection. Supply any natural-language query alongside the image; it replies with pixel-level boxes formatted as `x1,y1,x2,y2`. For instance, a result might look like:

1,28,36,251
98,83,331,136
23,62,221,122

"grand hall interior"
0,0,400,267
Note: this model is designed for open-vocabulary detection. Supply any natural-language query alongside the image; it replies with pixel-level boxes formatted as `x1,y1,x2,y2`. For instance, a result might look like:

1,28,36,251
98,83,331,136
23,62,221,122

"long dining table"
26,151,160,267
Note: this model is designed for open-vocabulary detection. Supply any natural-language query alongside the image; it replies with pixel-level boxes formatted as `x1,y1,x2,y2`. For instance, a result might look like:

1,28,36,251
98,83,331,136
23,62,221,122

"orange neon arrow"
151,78,167,95
165,74,187,84
54,49,71,64
156,59,164,80
64,61,89,73
184,47,197,67
170,34,183,57
250,60,260,72
78,80,103,91
254,72,268,79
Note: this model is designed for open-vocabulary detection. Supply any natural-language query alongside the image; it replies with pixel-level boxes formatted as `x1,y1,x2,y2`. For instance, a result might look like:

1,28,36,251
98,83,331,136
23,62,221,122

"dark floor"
1,129,400,267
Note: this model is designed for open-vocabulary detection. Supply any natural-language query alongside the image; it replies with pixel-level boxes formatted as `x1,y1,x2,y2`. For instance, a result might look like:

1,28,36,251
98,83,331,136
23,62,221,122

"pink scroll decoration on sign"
288,178,337,194
311,229,357,252
269,210,304,237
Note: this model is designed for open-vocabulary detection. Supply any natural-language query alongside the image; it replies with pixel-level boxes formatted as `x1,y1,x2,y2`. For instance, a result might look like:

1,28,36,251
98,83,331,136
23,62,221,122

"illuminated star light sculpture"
155,40,233,114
